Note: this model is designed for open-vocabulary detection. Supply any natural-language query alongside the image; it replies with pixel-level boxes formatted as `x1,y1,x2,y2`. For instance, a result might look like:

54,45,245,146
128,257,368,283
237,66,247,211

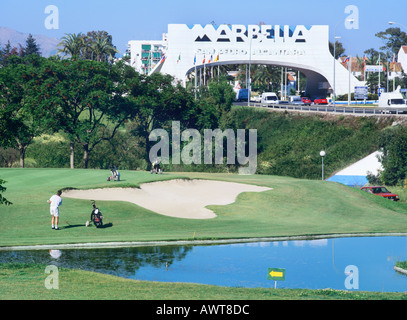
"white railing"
248,103,407,115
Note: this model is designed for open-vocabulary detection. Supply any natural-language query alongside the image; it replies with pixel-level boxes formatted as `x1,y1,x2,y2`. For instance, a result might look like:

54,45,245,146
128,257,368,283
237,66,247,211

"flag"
160,55,166,64
344,56,350,63
203,56,205,64
193,55,196,65
177,54,181,64
376,54,381,65
363,55,366,71
214,54,219,62
209,54,213,63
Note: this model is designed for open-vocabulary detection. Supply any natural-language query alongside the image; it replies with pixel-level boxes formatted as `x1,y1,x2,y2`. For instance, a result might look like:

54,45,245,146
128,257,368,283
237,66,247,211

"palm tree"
57,33,84,59
89,36,118,62
355,55,366,81
252,65,280,91
83,31,119,63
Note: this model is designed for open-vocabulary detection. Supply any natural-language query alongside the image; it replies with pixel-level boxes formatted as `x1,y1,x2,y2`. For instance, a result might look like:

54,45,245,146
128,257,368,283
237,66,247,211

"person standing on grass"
48,190,62,230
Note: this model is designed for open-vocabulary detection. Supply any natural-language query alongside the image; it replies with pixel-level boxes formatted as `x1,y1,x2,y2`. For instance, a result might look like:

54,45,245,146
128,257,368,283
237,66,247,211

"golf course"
1,168,407,300
1,168,407,247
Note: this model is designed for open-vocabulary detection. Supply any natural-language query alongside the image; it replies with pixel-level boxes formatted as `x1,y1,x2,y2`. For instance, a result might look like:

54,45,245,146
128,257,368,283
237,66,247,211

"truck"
235,89,249,102
378,87,407,113
261,92,279,105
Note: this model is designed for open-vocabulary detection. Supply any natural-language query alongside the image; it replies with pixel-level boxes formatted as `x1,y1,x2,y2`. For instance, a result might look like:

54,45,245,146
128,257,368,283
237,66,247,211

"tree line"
0,31,235,170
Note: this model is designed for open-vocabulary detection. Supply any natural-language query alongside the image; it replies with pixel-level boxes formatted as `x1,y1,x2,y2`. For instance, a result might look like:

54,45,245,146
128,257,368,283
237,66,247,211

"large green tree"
30,58,136,168
0,55,52,167
129,73,197,162
376,27,407,56
378,125,407,186
329,40,346,59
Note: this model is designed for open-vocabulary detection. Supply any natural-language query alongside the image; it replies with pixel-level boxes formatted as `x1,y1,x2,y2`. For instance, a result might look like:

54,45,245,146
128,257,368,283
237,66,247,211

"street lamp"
320,151,326,181
388,21,407,30
332,19,354,108
333,35,341,108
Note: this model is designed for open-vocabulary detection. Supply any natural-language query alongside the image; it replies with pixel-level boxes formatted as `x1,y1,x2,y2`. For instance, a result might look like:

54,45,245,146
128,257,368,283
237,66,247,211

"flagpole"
363,55,366,82
378,54,381,92
248,35,252,107
204,55,206,86
393,53,396,92
194,65,197,99
348,55,351,106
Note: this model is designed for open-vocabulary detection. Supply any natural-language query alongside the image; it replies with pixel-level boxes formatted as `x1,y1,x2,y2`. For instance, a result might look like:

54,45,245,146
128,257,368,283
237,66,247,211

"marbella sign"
191,24,311,44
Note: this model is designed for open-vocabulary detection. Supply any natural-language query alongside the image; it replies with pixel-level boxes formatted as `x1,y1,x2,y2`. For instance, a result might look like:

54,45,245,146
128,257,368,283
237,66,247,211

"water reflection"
1,236,406,292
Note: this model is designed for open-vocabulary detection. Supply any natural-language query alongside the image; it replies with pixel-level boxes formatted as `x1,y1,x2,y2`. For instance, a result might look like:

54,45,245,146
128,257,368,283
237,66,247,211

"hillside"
0,27,59,57
230,107,396,179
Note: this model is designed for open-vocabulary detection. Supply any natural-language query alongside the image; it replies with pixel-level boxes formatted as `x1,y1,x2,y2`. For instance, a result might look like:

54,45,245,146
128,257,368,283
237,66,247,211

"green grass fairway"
1,168,407,248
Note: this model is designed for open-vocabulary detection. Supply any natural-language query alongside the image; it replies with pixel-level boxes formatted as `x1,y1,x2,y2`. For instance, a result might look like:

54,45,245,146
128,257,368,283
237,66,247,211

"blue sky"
0,0,405,57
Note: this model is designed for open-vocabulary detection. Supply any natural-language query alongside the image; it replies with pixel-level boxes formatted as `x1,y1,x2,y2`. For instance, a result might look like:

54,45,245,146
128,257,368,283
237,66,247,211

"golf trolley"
107,164,120,181
87,200,104,228
150,160,163,174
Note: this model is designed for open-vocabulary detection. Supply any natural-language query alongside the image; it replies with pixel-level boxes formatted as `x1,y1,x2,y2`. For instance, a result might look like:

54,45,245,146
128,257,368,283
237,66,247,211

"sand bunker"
63,179,271,219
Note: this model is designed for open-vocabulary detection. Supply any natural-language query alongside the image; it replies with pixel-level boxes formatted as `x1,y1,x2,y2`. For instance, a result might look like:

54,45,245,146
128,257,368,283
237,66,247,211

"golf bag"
90,200,103,228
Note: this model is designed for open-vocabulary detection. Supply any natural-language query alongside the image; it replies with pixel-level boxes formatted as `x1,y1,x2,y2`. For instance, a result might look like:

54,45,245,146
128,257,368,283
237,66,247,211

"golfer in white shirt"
48,190,62,230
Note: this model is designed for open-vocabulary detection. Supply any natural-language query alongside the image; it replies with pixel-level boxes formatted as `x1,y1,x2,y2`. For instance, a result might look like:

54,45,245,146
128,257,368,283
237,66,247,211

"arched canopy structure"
150,24,364,98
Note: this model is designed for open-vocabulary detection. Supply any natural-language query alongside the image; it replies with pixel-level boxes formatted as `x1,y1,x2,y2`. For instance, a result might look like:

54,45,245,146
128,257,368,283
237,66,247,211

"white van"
261,92,279,104
378,87,407,113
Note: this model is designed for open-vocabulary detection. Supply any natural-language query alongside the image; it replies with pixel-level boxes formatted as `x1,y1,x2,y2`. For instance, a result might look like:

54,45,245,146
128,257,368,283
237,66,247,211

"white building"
126,35,167,75
127,24,364,98
398,46,407,73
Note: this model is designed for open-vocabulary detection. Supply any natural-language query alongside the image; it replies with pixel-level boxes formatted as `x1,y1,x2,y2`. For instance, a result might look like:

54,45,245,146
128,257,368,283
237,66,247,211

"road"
234,101,407,116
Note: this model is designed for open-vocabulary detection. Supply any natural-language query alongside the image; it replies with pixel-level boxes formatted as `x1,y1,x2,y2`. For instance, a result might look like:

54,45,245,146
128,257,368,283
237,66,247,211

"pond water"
1,236,407,292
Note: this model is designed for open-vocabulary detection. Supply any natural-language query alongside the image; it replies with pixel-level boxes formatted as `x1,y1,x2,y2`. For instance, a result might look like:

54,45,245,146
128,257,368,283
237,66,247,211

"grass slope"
1,263,405,300
1,168,407,247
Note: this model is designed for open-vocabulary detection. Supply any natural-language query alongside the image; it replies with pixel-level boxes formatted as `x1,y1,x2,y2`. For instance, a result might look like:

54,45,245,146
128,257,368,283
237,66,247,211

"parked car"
313,98,328,105
360,186,400,201
301,97,312,105
251,94,262,103
289,95,304,105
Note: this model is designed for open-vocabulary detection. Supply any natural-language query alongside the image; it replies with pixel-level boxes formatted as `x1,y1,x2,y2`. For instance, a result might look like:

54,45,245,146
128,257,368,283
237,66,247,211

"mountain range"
0,27,59,57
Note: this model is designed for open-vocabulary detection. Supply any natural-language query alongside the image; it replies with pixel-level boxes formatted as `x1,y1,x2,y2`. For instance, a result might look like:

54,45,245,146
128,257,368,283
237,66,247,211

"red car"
301,97,312,105
313,98,328,105
360,186,400,201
